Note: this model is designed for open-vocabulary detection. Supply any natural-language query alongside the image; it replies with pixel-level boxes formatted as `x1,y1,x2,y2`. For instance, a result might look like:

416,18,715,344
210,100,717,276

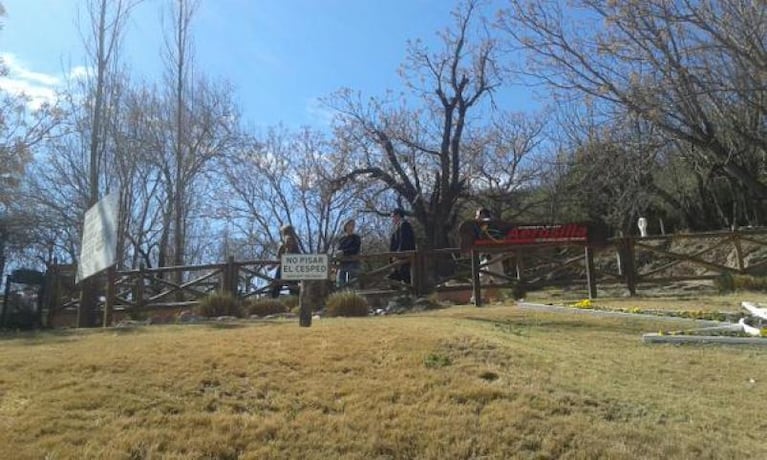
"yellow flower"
572,299,593,309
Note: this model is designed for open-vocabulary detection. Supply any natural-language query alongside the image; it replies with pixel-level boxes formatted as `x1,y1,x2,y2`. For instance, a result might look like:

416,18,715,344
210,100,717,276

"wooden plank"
635,238,735,276
585,246,597,299
147,270,221,302
471,250,481,307
103,266,116,327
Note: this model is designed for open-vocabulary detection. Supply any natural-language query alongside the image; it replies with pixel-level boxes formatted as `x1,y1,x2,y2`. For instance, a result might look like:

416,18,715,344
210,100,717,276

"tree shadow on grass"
0,326,149,345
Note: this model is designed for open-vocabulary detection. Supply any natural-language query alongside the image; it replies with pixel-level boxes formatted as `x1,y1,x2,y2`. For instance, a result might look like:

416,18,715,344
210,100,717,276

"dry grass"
1,303,767,459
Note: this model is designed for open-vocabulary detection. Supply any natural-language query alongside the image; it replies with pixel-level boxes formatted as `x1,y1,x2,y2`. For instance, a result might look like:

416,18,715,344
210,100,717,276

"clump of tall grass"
325,291,369,317
194,293,242,318
715,273,767,293
244,298,287,317
500,281,528,300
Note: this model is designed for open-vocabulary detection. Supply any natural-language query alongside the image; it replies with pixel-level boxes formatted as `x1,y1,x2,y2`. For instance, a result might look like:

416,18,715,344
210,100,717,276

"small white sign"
281,254,329,280
77,191,120,281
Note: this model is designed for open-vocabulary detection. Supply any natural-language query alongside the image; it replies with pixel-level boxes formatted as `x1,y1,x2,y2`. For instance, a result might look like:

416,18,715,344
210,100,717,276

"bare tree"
158,0,240,272
499,0,767,207
0,3,61,275
330,0,504,251
467,111,547,219
79,0,137,208
110,82,171,269
219,125,367,261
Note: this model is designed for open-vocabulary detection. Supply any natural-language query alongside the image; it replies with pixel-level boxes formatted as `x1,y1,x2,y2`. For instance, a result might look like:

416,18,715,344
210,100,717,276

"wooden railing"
42,227,767,326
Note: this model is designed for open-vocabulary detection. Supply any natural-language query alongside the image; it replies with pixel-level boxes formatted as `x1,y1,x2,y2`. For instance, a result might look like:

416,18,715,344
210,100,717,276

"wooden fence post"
230,257,239,298
1,273,10,327
619,238,637,296
135,264,145,314
411,251,423,296
732,230,745,272
103,265,116,327
45,258,59,328
221,256,236,296
584,246,597,299
471,250,482,307
77,277,99,328
298,280,312,327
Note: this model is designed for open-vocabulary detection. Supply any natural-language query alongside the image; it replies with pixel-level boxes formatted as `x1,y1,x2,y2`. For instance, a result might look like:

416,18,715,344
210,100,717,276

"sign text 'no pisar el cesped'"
280,254,329,280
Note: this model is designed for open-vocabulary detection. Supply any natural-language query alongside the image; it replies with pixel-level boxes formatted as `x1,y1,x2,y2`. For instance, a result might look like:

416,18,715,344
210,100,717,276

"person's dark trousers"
392,264,411,284
271,268,282,298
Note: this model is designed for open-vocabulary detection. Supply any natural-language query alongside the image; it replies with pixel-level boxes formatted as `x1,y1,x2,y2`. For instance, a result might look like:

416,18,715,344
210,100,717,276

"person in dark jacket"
336,219,362,288
388,208,416,284
271,224,302,298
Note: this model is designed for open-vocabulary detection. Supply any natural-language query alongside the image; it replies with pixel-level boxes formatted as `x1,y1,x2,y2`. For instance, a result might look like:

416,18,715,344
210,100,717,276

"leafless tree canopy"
499,0,767,201
329,0,511,250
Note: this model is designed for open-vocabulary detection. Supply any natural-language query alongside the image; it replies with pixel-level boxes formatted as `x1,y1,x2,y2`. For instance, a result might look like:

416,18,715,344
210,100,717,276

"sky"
0,0,537,130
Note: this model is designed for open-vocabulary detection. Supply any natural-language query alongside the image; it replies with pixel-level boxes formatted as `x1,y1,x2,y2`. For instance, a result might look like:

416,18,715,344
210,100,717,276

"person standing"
388,208,416,284
271,224,302,298
475,208,505,284
336,219,362,288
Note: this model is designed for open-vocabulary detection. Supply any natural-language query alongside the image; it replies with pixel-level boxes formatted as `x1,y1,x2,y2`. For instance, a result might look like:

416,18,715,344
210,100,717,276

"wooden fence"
42,228,767,326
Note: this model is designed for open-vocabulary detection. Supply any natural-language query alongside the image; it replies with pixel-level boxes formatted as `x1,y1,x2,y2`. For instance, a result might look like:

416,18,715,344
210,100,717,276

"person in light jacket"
476,207,505,284
270,224,301,298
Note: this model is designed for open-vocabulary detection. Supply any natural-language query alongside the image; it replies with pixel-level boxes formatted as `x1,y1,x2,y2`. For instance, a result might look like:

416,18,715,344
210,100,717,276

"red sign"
491,223,589,245
459,220,604,251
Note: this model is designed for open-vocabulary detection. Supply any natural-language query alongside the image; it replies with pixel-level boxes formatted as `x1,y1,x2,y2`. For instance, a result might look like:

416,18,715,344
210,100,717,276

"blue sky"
1,0,536,129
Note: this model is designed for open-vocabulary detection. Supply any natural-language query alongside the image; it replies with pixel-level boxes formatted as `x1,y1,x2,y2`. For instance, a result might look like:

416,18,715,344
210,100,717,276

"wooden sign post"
281,254,329,327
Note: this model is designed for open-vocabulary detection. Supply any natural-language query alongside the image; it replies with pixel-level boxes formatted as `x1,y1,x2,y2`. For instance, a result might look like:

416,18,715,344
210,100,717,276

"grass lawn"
1,301,766,459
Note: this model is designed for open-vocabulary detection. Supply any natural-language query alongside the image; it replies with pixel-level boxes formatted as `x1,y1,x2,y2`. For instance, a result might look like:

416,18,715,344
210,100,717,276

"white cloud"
67,65,90,81
1,53,61,86
0,52,64,109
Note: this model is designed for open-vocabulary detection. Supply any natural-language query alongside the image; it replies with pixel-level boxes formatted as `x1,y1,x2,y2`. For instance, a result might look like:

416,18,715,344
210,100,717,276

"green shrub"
195,293,242,318
714,272,735,293
510,281,528,300
325,291,369,317
244,298,287,317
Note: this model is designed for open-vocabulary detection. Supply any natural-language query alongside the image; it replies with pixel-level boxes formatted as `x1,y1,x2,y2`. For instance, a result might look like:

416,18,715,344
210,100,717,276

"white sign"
281,254,329,280
77,191,120,281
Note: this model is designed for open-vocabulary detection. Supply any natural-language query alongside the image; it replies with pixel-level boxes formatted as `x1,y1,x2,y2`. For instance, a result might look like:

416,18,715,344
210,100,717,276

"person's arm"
271,243,285,270
337,235,352,255
348,234,361,255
